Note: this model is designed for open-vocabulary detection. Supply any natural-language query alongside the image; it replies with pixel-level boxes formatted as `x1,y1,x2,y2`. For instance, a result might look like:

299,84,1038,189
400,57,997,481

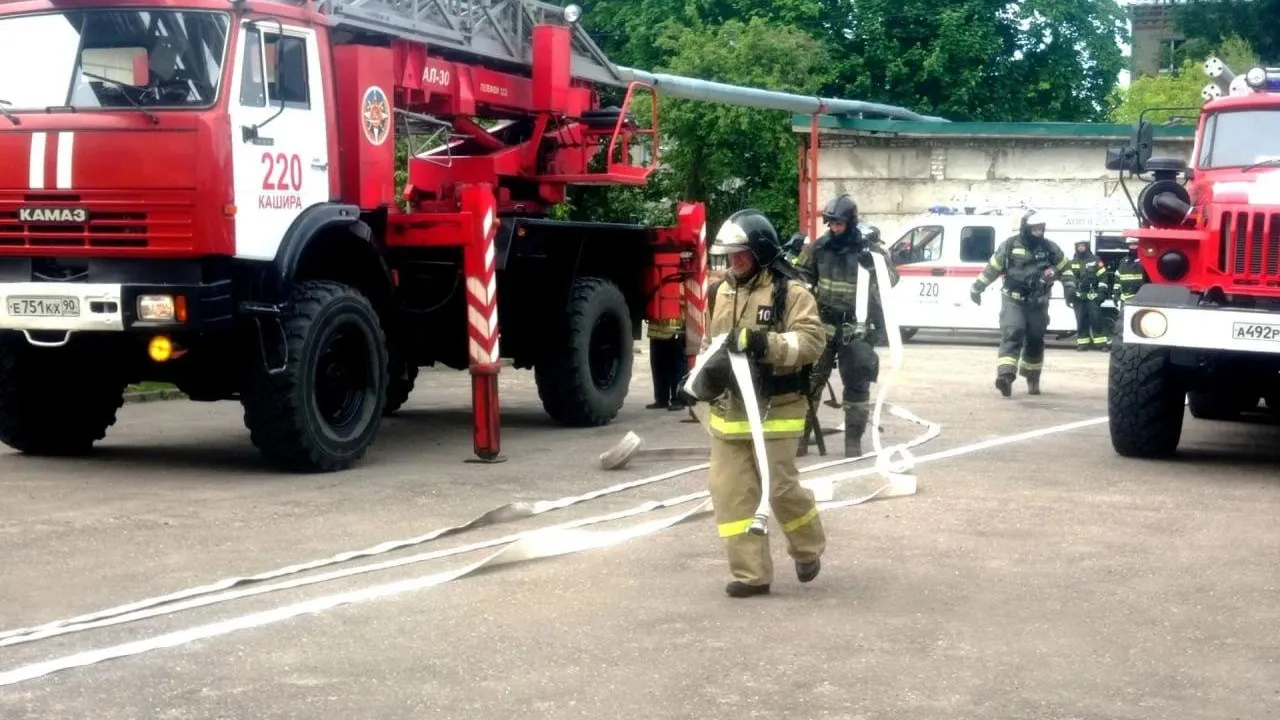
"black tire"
1107,341,1185,458
1188,389,1259,421
535,277,633,426
241,280,388,472
0,335,126,456
900,327,918,341
384,363,418,416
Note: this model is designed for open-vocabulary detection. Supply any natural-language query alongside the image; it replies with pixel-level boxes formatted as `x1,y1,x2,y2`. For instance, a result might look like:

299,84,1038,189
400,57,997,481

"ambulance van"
884,206,1137,340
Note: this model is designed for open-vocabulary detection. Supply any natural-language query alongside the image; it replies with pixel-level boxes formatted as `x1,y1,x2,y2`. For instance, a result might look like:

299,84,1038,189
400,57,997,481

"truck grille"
0,192,194,251
1220,211,1280,285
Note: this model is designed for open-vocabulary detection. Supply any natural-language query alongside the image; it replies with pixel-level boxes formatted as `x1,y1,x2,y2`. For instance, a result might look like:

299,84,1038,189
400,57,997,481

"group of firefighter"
652,194,1149,598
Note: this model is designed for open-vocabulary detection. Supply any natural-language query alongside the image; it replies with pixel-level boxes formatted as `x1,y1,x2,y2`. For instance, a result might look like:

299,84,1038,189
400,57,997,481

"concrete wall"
807,130,1194,238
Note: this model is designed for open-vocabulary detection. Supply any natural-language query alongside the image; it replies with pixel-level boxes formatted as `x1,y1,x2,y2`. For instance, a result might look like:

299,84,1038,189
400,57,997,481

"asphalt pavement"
2,330,1279,719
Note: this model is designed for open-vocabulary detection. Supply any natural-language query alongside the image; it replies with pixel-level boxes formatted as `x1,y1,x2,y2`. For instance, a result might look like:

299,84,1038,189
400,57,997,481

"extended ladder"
311,0,625,86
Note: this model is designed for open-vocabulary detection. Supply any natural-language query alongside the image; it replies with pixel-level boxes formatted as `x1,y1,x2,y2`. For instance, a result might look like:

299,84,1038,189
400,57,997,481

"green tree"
1110,59,1208,124
824,0,1128,121
1174,0,1280,66
1110,36,1261,125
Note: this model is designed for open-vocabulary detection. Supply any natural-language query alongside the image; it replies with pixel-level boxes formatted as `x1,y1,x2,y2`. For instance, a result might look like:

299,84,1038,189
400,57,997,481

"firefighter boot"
1026,375,1041,395
995,373,1014,398
796,558,821,583
725,581,771,598
844,405,867,458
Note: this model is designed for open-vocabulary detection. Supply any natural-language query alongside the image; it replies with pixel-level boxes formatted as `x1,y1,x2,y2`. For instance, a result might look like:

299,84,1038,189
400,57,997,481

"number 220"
261,152,303,191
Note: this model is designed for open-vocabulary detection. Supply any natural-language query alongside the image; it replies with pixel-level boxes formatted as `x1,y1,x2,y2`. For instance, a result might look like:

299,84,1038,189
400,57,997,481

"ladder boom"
314,0,623,85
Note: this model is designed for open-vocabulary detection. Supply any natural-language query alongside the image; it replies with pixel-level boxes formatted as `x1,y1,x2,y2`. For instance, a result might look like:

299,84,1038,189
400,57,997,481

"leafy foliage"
1174,0,1280,67
830,0,1128,122
1109,36,1261,125
559,0,1134,226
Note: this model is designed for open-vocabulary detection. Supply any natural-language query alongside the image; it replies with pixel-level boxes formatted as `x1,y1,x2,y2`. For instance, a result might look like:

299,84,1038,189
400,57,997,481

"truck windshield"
1199,109,1280,169
0,9,229,112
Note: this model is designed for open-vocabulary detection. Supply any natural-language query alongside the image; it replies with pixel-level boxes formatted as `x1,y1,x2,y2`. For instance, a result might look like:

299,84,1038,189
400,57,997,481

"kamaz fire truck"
1107,57,1280,457
0,0,936,472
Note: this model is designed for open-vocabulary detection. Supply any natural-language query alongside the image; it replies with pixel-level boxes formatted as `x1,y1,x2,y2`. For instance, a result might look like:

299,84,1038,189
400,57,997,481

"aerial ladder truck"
0,0,937,472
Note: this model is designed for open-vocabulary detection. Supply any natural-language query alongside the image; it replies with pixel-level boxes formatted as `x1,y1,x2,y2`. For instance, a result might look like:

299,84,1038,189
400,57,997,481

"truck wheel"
0,335,126,456
241,280,388,472
1107,341,1185,458
535,277,633,426
1188,390,1259,421
384,363,418,416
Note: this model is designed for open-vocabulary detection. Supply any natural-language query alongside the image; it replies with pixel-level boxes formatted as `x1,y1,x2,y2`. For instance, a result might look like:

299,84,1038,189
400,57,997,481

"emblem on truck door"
18,207,89,223
362,86,390,146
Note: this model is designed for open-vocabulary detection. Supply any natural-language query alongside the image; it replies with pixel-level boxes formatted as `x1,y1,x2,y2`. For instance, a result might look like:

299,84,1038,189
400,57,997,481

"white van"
883,206,1138,339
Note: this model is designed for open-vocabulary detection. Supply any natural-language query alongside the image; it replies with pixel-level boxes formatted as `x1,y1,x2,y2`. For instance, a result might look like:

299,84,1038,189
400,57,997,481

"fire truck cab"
0,0,707,472
1107,60,1280,457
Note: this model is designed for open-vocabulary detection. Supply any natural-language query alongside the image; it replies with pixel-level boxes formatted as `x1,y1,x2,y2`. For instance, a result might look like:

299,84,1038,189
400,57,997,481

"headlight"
563,3,582,23
138,295,175,322
1132,309,1168,339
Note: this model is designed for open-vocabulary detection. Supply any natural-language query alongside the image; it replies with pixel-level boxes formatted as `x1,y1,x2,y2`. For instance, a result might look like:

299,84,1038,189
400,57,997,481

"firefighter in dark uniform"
645,294,688,411
1068,239,1111,351
698,209,827,598
969,211,1076,397
795,194,898,456
1112,236,1148,308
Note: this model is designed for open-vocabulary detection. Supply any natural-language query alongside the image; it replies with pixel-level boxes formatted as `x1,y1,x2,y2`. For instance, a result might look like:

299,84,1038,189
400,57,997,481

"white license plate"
6,296,81,317
1231,322,1280,341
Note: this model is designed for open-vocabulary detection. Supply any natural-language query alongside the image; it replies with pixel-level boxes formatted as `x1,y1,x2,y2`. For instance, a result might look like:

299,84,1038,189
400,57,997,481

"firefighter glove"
1065,295,1077,309
729,327,769,359
970,286,983,306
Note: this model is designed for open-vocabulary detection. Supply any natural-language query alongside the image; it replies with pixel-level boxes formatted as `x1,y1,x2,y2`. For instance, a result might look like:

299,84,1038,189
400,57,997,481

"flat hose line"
0,254,939,685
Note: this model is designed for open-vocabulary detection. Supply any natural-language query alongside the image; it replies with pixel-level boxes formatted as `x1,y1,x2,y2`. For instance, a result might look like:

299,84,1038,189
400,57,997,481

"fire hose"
0,252,936,686
679,248,917,532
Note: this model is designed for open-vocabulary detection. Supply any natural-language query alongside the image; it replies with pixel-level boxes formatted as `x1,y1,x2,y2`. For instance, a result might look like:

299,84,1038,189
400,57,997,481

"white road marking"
0,410,1108,687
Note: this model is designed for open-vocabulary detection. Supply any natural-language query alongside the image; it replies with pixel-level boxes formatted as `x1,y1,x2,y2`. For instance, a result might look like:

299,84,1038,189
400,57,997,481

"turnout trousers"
1072,300,1108,349
648,336,687,406
836,337,880,445
997,297,1050,381
708,435,826,586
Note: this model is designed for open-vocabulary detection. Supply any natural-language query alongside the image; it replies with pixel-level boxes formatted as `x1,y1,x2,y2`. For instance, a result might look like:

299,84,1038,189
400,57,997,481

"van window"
959,226,996,262
889,225,943,265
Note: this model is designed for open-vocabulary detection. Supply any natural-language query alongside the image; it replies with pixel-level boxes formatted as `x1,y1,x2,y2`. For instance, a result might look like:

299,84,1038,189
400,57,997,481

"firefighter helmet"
709,209,782,265
822,194,858,225
1022,210,1048,231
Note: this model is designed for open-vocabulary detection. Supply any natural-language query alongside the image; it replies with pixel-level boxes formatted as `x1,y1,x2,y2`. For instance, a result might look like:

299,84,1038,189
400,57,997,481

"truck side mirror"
1105,146,1130,172
1128,120,1154,174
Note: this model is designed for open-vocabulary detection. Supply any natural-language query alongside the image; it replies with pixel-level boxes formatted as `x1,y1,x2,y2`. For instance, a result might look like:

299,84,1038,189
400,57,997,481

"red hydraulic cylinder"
460,184,504,463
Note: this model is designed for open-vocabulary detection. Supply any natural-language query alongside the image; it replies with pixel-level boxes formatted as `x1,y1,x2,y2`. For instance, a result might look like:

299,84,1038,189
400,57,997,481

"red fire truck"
1107,59,1280,457
0,0,935,472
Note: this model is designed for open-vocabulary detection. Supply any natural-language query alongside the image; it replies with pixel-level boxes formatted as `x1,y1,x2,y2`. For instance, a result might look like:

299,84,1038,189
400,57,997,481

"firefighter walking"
1068,240,1111,351
700,209,827,598
969,211,1076,397
795,193,898,457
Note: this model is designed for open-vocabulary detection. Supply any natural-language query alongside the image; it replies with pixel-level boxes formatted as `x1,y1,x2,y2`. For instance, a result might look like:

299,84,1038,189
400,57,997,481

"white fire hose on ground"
680,250,918,532
0,253,936,687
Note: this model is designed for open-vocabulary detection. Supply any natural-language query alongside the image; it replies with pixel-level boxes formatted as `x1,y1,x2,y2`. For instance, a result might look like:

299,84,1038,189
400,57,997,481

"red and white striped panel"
466,201,500,366
684,219,708,356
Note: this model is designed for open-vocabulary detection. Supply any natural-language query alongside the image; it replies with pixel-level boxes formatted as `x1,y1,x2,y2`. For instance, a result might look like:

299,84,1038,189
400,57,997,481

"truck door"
887,223,946,328
227,22,331,260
